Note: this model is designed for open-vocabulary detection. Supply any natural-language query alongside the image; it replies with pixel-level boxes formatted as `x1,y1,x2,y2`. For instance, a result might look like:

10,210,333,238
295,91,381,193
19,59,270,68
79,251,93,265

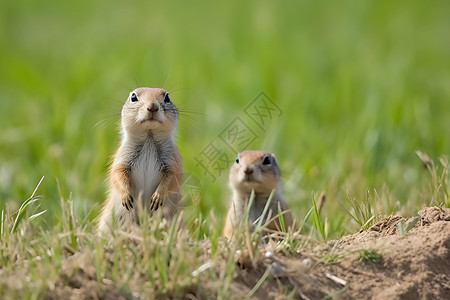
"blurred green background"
1,0,449,236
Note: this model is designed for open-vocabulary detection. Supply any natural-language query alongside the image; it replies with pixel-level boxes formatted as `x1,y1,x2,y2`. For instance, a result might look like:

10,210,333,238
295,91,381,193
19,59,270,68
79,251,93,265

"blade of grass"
312,195,326,240
28,210,48,221
277,202,286,232
11,176,45,233
12,199,40,232
247,265,272,298
1,209,4,239
252,189,275,239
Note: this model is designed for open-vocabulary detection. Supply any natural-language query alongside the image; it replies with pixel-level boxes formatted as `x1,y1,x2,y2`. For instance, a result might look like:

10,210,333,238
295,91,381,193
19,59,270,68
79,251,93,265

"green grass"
358,249,382,263
397,216,421,235
0,0,449,297
1,0,449,232
0,190,225,298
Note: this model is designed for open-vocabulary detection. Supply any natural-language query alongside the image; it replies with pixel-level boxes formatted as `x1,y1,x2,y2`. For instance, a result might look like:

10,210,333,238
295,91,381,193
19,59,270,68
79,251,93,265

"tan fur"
97,87,182,234
223,150,292,238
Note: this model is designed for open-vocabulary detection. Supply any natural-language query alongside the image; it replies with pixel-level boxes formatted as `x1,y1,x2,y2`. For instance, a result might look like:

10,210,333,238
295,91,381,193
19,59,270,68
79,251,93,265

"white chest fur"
129,138,163,204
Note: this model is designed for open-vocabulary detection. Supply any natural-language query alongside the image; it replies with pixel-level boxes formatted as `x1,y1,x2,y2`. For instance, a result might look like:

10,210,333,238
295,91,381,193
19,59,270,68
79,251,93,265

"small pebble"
302,258,313,270
265,251,274,258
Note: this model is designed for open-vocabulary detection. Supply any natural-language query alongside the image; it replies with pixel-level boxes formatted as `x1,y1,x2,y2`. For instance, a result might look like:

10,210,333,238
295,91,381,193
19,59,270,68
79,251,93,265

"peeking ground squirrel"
97,87,182,234
223,150,293,238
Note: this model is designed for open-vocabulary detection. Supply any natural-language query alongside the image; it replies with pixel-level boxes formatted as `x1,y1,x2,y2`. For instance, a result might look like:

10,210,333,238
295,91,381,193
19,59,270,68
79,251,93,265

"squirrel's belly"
131,145,162,203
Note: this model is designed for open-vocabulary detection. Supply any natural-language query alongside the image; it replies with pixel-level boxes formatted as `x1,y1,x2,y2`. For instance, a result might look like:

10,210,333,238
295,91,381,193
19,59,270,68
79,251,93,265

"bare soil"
46,206,450,299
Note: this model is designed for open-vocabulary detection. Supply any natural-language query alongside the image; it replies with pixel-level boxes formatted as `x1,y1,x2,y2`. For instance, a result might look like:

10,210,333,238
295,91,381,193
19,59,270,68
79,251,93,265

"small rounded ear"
270,153,280,169
271,153,278,163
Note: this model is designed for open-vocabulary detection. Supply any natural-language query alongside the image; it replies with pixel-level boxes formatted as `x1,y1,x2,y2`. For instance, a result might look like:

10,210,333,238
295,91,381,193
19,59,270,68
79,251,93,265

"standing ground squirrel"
97,87,182,234
223,150,293,238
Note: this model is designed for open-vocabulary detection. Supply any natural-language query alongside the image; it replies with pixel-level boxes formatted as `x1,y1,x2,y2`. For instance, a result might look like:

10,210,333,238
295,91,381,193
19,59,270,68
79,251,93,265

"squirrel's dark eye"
262,155,271,165
235,155,239,164
130,93,138,103
164,93,171,103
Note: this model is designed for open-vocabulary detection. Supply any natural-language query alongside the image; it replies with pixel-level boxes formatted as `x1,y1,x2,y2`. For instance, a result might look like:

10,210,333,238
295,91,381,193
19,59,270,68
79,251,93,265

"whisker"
132,72,141,88
166,87,190,95
177,110,206,116
162,65,173,89
93,106,121,129
176,119,196,136
115,81,133,92
93,117,112,129
166,108,207,117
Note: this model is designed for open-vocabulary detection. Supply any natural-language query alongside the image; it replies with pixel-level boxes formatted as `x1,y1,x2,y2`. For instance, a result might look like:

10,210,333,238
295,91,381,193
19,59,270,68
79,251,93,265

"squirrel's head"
121,87,178,138
229,150,281,196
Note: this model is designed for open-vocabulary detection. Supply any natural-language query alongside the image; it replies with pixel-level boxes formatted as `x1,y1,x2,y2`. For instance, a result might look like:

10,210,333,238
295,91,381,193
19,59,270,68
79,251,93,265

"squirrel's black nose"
244,167,254,175
147,102,159,112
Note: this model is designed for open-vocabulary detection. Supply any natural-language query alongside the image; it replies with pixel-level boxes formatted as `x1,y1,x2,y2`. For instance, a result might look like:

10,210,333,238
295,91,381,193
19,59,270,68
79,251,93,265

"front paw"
149,192,164,211
121,194,134,210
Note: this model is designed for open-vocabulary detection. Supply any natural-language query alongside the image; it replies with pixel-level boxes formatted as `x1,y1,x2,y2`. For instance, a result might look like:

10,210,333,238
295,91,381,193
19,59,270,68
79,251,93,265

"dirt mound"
327,206,450,299
45,207,450,299
232,206,450,299
338,206,450,245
